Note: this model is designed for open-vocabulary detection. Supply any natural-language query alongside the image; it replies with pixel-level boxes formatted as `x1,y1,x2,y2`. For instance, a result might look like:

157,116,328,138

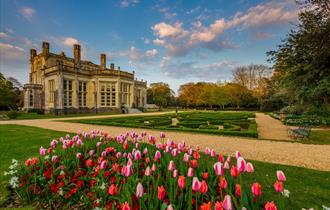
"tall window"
121,83,130,105
63,80,72,107
79,81,87,107
100,82,116,107
29,91,33,107
48,80,54,103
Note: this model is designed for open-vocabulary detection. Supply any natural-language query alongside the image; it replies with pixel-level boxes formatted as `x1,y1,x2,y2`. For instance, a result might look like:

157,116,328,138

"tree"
0,73,21,110
147,82,175,109
267,0,330,105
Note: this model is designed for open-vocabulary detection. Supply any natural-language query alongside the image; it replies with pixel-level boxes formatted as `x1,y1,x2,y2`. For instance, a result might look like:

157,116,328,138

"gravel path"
255,113,292,140
1,112,330,171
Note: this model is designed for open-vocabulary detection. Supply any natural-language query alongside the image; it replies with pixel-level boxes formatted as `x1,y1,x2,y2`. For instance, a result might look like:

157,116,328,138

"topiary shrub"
280,105,304,115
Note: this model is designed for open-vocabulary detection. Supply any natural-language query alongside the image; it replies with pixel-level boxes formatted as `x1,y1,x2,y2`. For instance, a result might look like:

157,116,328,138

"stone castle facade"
23,42,147,114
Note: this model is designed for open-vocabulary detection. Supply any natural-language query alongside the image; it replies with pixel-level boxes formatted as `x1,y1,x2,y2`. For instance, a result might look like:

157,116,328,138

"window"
29,91,33,107
48,80,54,103
78,81,87,107
63,80,72,107
121,83,130,105
100,82,116,107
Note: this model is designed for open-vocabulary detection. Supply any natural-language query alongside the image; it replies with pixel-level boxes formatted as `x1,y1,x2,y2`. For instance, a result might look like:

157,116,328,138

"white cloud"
0,43,25,61
62,37,79,47
145,49,158,57
120,0,139,8
20,7,36,21
159,7,177,20
152,22,188,39
0,32,10,39
153,38,166,46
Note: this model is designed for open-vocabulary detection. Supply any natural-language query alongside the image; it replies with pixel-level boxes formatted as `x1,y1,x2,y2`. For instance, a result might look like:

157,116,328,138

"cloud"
0,43,25,61
251,32,273,40
152,22,188,39
120,0,139,8
187,6,201,15
19,7,36,21
159,7,177,20
145,49,158,57
160,59,239,80
0,32,10,39
62,37,79,47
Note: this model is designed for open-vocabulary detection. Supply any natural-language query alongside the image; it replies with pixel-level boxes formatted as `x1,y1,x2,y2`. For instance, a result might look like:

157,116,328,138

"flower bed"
6,130,287,209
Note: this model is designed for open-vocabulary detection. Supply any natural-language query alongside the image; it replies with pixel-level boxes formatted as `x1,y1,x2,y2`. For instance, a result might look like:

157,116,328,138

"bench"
288,125,312,139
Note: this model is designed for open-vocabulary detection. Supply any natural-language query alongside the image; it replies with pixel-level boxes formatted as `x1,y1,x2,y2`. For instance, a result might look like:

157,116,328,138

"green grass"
0,111,120,120
69,111,258,138
299,130,330,145
0,125,71,207
0,125,329,209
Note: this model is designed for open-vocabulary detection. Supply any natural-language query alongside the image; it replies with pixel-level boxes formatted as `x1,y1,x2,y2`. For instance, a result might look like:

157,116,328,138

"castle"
23,42,147,114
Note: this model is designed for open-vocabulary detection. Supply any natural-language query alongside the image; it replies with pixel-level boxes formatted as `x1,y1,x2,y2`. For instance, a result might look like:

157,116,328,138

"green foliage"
0,73,21,110
280,105,304,115
6,110,21,119
147,82,175,108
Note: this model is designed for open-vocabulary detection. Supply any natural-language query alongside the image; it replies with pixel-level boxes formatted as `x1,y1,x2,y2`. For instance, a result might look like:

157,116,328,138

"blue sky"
0,0,299,92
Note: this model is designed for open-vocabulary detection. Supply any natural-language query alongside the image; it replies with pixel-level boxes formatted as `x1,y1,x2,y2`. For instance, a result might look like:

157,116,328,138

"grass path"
1,113,330,171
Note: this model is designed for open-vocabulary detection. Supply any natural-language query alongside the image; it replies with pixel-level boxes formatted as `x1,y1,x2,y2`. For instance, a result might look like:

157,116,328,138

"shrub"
280,105,304,115
6,110,21,119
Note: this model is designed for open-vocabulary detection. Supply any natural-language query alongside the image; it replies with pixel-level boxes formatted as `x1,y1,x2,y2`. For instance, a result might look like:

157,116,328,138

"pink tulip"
210,149,217,157
152,164,157,171
89,150,95,157
50,139,58,148
100,160,107,169
171,148,178,157
127,158,133,167
172,169,178,178
136,182,144,198
76,139,82,147
204,147,210,155
199,180,208,194
51,155,57,163
187,167,194,177
168,160,175,171
183,153,190,162
154,150,161,161
213,162,224,176
235,151,241,158
116,152,122,159
178,175,185,189
101,151,107,157
96,142,102,147
134,150,141,161
246,162,254,173
76,153,83,159
122,165,132,177
236,157,246,172
143,148,148,155
160,132,165,138
145,166,151,176
122,202,130,210
276,170,286,182
192,177,200,191
224,161,230,169
39,147,46,156
274,181,283,192
226,156,231,163
222,195,233,210
251,182,262,197
167,205,174,210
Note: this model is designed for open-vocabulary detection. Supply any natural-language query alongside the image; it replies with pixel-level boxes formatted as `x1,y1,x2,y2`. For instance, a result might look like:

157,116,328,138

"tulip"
112,163,119,172
202,172,209,180
235,184,241,197
230,166,238,177
276,170,286,182
251,182,262,197
167,205,174,210
145,166,151,176
193,151,200,159
213,162,224,176
168,160,175,171
187,167,194,177
127,158,133,167
96,142,102,147
235,151,241,158
51,155,58,163
158,186,165,200
89,150,95,157
125,165,133,176
123,141,128,150
204,147,210,155
178,175,185,189
210,149,217,157
50,139,58,148
76,153,83,159
172,169,178,178
226,156,231,163
274,181,283,192
183,153,190,162
101,151,107,157
116,152,122,159
134,150,141,161
200,180,208,194
190,159,198,168
246,162,254,173
136,182,143,198
265,201,277,210
108,184,117,195
220,177,227,189
151,163,157,171
236,157,246,172
122,202,130,210
222,195,233,210
215,201,223,210
154,150,161,161
160,132,165,139
143,148,148,155
192,177,201,191
76,139,82,147
200,202,211,210
171,148,178,157
39,147,46,156
224,161,230,169
218,154,224,163
100,160,107,169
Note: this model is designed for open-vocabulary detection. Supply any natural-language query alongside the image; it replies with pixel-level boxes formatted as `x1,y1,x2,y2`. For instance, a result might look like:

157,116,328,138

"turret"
110,63,115,70
42,42,49,57
100,53,106,70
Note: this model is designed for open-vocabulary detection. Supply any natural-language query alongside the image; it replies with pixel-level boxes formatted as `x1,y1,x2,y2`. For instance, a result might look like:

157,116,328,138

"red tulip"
246,162,254,173
265,201,277,210
200,180,208,194
218,154,224,163
108,184,117,195
220,177,227,189
158,185,165,200
193,151,200,159
251,182,262,197
187,167,194,177
190,159,198,168
178,175,185,189
200,202,211,210
230,166,238,177
202,172,209,180
121,202,130,210
192,177,201,191
215,201,223,210
235,184,241,197
274,181,283,193
123,141,128,150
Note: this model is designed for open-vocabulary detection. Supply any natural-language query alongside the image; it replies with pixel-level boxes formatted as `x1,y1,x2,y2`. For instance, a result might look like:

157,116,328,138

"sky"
0,0,299,93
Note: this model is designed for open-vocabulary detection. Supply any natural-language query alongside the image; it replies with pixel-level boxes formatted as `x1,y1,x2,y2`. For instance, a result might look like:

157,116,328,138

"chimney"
42,42,49,56
100,54,106,70
118,66,120,70
110,63,114,70
30,49,37,63
73,44,81,64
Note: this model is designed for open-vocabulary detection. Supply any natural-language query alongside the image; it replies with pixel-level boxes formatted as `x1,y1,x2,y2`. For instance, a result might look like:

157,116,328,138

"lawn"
70,111,258,138
0,125,329,209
